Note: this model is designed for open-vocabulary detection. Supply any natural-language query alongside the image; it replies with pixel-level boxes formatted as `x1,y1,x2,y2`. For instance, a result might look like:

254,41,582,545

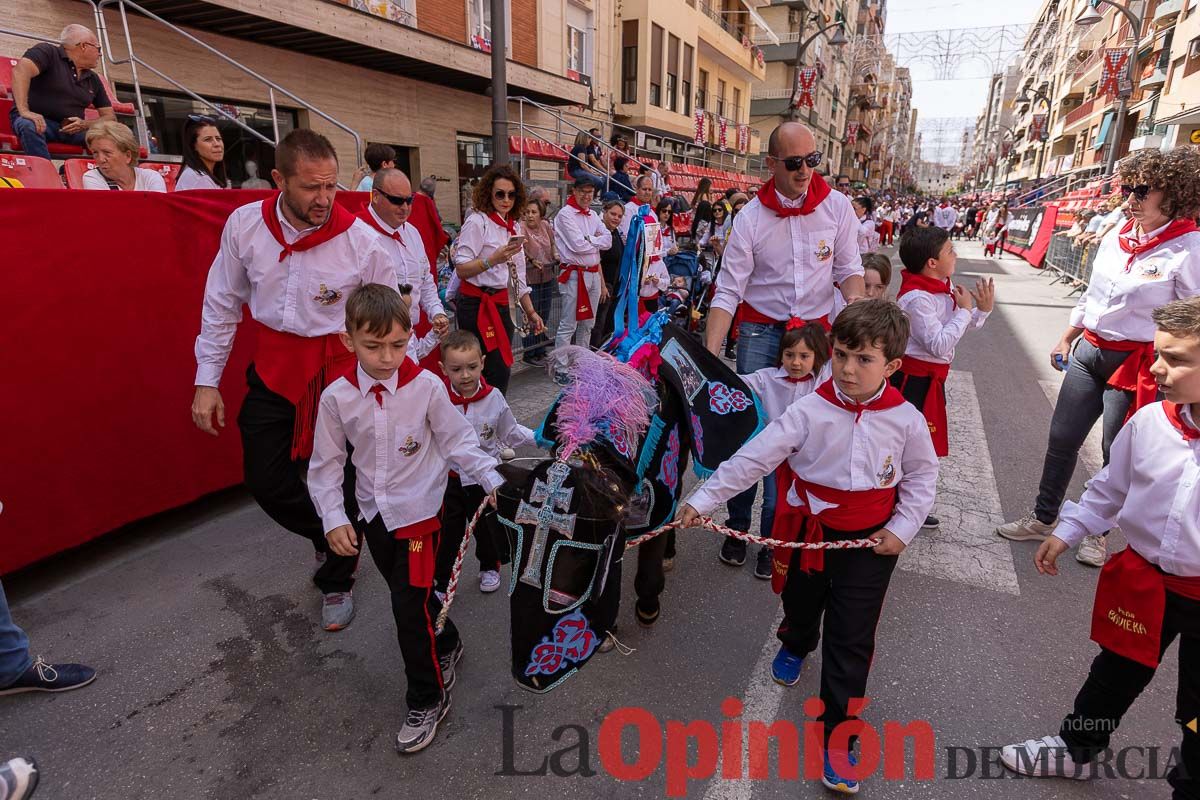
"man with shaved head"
705,121,865,569
8,24,116,159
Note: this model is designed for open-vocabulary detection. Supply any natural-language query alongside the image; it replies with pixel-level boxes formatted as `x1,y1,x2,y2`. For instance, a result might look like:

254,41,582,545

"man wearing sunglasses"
8,24,115,160
358,168,450,363
704,121,865,565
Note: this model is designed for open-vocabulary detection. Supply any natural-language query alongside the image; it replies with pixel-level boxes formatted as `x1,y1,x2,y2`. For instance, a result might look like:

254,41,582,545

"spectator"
353,143,395,192
81,120,166,191
569,130,606,192
175,114,228,190
834,174,852,194
852,195,879,253
418,174,437,199
592,199,626,347
1,578,95,696
655,198,679,257
8,24,114,160
652,161,672,199
521,198,558,368
709,199,732,258
729,191,749,215
586,128,606,174
607,156,636,203
1065,210,1096,240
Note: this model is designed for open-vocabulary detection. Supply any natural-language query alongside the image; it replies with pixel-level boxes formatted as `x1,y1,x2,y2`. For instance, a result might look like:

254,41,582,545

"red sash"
896,356,951,457
1090,547,1200,668
770,464,896,588
558,264,600,320
756,174,832,217
736,302,831,332
1082,329,1157,422
260,195,357,262
458,281,513,367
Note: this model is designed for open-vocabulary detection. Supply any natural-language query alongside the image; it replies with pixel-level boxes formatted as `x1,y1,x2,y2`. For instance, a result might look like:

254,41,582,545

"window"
468,0,512,54
697,68,709,110
666,34,680,112
565,3,593,83
650,24,664,107
732,86,742,122
621,20,638,104
682,44,694,116
717,78,727,117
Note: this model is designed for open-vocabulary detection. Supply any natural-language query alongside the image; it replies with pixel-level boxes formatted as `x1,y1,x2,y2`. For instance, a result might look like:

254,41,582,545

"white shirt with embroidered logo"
194,197,395,388
309,364,505,533
453,211,531,297
447,383,537,487
1053,402,1200,577
711,187,862,323
686,380,938,544
898,288,990,364
366,205,445,328
1069,223,1200,342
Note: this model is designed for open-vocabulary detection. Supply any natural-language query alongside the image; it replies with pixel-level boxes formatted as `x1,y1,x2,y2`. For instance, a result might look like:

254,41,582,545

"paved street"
2,241,1182,799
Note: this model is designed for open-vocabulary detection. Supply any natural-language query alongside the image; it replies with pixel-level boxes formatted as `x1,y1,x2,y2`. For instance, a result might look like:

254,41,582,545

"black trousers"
593,529,670,630
777,524,897,745
435,475,503,590
238,364,359,593
359,514,460,711
891,370,932,412
1059,590,1199,799
456,293,514,394
590,298,616,348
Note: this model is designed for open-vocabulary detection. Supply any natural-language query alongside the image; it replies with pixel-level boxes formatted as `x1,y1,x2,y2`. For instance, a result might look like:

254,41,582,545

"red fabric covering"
0,188,372,574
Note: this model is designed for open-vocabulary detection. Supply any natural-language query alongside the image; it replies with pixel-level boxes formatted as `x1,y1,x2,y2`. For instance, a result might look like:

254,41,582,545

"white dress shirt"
175,166,224,191
857,217,880,253
711,189,863,322
618,200,647,243
1055,402,1200,577
447,383,537,486
552,204,612,267
82,167,167,192
309,364,504,534
685,380,939,544
742,364,831,421
1068,225,1200,342
365,205,445,327
452,211,531,297
898,288,989,363
194,197,395,388
933,205,958,230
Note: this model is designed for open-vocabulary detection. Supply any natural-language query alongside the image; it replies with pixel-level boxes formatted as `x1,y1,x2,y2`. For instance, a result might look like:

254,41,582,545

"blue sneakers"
770,646,804,686
0,656,96,695
822,750,860,794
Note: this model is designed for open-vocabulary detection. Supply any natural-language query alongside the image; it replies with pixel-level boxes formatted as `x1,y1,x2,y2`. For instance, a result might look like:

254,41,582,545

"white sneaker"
1075,534,1107,567
479,569,501,593
996,512,1057,542
499,448,516,461
1000,735,1091,780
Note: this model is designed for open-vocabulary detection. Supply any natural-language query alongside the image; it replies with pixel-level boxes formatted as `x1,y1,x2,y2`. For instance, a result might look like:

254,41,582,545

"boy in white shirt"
1000,297,1200,795
679,300,938,794
308,284,505,755
435,330,537,594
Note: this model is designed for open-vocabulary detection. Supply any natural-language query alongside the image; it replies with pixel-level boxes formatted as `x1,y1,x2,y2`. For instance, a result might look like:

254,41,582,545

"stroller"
662,245,712,333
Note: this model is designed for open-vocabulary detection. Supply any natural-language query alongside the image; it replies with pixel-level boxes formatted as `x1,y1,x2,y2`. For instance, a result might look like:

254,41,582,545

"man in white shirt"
191,129,395,632
552,178,613,367
651,161,672,200
932,199,958,231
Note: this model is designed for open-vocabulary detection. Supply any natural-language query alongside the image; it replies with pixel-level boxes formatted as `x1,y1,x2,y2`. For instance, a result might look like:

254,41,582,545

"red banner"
737,124,749,153
1030,113,1047,142
1101,48,1130,97
846,121,860,143
694,108,706,145
719,116,729,150
794,67,818,108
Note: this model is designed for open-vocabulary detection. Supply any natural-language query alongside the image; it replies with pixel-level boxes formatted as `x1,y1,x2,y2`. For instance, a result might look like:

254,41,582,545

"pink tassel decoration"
551,346,654,460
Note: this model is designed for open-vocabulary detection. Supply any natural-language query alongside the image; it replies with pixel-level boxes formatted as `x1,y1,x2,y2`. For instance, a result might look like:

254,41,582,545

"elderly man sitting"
9,24,115,160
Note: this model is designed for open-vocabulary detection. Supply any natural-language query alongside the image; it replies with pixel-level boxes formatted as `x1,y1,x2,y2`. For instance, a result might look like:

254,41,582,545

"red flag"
1100,48,1130,96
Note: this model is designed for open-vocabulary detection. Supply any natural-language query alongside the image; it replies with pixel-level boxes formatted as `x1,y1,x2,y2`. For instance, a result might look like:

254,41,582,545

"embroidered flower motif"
657,427,680,493
524,610,599,676
709,382,753,415
689,412,704,459
313,283,343,305
608,427,634,460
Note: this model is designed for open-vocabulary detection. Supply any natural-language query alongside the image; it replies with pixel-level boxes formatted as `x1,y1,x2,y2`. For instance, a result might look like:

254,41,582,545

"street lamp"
785,2,849,121
1075,0,1143,176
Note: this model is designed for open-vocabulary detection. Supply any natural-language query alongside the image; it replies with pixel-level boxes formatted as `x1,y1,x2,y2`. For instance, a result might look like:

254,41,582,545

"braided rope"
435,499,491,634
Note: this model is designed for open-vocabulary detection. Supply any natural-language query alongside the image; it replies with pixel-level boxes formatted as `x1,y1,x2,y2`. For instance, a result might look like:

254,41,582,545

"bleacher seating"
62,158,180,190
0,153,64,188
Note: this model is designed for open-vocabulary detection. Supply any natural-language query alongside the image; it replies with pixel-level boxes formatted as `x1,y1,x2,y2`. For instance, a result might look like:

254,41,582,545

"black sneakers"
719,538,748,566
754,547,773,580
0,657,96,696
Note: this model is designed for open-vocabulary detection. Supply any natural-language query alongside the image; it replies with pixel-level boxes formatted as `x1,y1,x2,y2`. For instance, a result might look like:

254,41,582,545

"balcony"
1153,0,1183,27
1063,97,1097,128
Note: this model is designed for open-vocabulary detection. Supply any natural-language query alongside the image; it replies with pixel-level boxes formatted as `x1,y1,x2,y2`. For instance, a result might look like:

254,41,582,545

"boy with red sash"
680,300,938,794
552,178,612,370
1001,297,1200,795
191,130,395,632
891,225,994,528
434,330,537,595
309,285,505,755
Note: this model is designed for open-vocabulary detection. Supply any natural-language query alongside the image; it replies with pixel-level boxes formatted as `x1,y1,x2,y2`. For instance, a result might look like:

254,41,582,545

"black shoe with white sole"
754,546,773,580
395,693,451,754
719,538,747,566
922,515,940,530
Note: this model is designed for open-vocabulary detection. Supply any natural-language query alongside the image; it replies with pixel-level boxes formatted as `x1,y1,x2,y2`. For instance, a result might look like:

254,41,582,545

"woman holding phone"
453,164,546,393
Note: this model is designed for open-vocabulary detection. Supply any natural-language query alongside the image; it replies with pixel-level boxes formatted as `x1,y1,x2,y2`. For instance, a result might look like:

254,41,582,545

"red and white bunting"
737,124,749,153
846,121,860,144
1100,48,1130,97
1030,113,1047,141
794,67,818,109
694,108,706,146
719,117,729,150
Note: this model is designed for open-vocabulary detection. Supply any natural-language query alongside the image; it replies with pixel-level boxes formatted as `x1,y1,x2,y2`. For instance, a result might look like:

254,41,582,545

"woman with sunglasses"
452,164,546,393
176,114,229,191
997,145,1200,567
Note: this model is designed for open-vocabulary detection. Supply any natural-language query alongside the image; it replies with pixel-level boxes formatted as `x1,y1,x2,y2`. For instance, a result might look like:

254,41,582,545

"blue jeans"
726,321,783,533
523,280,554,356
568,168,606,192
0,579,33,687
726,472,778,538
9,109,87,160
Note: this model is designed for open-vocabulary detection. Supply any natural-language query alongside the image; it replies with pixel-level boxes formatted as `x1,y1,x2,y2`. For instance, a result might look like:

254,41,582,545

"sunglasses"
493,190,518,200
1120,184,1151,201
377,189,413,206
777,151,823,171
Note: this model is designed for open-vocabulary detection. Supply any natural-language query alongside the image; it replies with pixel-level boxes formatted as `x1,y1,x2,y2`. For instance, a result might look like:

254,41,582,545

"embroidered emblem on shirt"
313,283,343,305
709,382,753,415
814,240,832,261
1138,260,1163,280
479,422,496,441
399,435,421,457
877,455,896,488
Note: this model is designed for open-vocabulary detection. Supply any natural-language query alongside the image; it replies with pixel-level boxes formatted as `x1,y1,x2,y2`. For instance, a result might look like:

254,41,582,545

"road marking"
897,371,1021,595
1037,379,1104,475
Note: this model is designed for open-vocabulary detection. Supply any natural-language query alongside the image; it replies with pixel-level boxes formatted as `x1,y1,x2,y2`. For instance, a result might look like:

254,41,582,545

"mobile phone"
507,235,527,247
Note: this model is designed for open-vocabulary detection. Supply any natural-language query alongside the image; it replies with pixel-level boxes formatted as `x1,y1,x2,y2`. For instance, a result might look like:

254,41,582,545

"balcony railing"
1063,97,1099,127
697,0,751,43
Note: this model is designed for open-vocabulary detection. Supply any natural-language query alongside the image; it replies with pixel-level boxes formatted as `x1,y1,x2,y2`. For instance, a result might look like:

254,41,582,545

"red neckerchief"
755,173,832,217
938,202,948,209
344,357,423,396
487,211,517,235
816,378,906,421
357,204,405,246
444,376,494,409
1164,402,1200,442
260,194,357,262
898,270,953,299
1117,217,1198,271
565,196,590,215
784,373,815,385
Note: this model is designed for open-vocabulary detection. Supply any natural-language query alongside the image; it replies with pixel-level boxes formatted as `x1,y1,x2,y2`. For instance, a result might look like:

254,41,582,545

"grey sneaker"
396,693,451,754
321,591,355,631
0,757,39,800
1075,534,1107,567
438,640,464,692
996,512,1057,542
479,569,501,593
1000,735,1091,780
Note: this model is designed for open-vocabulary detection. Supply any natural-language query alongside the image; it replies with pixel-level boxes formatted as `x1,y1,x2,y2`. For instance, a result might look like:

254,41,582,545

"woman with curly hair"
452,164,546,393
997,145,1200,566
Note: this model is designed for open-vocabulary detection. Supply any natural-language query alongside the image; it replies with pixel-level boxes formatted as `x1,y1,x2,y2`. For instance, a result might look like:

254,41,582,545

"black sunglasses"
377,189,413,206
1120,184,1151,201
778,151,823,171
493,189,518,200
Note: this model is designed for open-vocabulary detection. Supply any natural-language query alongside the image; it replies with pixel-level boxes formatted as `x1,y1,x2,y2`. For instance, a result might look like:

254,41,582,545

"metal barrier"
1042,232,1096,294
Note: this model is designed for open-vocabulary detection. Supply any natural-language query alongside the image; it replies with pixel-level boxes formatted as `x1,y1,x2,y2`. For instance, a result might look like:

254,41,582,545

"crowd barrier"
1042,232,1096,292
1001,204,1058,268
